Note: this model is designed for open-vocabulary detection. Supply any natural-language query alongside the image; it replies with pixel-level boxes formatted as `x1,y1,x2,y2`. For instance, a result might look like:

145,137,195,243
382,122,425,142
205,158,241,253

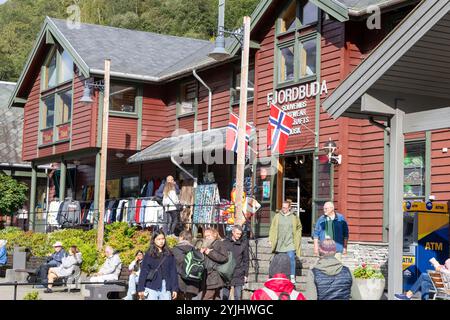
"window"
404,141,426,199
178,81,197,116
121,176,140,198
47,52,57,89
60,50,74,83
110,83,137,113
299,38,316,77
276,0,319,85
231,64,255,104
45,47,73,89
59,89,72,124
43,95,55,129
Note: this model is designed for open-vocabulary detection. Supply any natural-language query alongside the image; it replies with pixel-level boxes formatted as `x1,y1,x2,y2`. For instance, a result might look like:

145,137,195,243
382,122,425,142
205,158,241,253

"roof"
0,82,26,165
336,0,413,13
48,18,216,80
322,0,450,120
127,127,227,164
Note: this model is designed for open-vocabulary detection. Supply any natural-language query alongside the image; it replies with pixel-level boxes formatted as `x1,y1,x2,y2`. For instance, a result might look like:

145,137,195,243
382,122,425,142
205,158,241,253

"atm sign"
425,242,443,251
402,256,415,269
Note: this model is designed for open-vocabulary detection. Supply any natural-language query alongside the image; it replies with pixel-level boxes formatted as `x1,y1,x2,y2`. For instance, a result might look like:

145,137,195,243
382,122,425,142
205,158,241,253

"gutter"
0,163,52,170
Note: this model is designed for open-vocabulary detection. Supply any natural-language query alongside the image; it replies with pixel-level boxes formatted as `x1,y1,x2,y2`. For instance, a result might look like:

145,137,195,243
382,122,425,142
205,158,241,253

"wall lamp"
79,80,105,103
323,138,342,165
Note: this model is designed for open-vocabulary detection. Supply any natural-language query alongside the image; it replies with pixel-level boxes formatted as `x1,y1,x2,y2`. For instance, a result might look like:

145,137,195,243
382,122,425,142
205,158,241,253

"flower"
353,263,384,279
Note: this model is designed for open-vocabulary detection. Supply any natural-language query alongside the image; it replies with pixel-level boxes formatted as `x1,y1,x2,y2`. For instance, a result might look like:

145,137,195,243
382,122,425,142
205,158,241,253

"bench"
428,270,450,300
84,265,129,300
0,254,14,277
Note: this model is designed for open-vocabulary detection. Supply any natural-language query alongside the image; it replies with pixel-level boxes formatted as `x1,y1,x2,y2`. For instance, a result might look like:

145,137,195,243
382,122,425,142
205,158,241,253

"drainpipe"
193,69,213,176
193,69,212,131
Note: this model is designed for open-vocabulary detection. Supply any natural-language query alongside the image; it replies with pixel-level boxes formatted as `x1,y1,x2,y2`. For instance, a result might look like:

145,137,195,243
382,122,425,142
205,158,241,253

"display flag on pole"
226,112,252,153
267,103,294,154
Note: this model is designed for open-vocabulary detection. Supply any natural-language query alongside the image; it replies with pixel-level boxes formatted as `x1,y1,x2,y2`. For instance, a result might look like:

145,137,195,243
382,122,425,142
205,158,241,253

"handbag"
146,256,166,281
168,194,183,211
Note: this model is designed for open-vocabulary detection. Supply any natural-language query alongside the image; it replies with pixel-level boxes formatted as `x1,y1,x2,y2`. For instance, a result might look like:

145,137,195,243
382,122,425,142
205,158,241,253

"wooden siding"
141,160,176,182
22,70,41,161
431,129,450,201
178,115,195,133
108,115,138,150
54,142,70,154
38,145,53,158
141,86,175,148
71,72,96,150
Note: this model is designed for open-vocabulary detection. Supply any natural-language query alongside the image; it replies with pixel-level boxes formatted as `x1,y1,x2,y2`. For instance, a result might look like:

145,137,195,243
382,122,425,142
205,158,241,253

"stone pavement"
0,278,84,300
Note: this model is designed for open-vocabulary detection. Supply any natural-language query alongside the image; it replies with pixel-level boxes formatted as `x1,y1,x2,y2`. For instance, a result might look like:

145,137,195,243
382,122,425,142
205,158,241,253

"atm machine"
402,201,450,291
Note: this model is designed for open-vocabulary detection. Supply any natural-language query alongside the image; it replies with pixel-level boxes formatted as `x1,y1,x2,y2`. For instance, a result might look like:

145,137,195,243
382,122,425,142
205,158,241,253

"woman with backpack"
137,230,179,300
199,228,229,300
172,231,203,300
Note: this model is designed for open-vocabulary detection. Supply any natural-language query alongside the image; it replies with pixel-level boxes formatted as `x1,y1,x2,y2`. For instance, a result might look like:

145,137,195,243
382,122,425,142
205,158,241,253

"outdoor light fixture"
208,0,244,62
323,138,342,165
79,80,105,103
115,152,124,159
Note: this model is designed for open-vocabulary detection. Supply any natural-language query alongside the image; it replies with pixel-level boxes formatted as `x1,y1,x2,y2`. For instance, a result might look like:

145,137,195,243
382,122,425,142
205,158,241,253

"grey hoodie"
304,256,353,300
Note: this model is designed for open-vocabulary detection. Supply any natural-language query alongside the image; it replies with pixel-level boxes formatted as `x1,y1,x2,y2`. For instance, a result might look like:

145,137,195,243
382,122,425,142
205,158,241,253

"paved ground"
0,278,84,300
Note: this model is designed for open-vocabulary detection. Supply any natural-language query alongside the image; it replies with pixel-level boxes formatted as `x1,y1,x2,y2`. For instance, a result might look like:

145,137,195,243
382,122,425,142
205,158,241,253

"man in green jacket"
269,200,302,284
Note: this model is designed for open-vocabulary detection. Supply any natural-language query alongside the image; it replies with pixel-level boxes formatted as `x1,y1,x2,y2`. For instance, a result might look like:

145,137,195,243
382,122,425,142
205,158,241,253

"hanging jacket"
0,245,7,265
146,180,154,198
59,198,81,226
305,256,353,300
135,199,142,223
251,273,306,300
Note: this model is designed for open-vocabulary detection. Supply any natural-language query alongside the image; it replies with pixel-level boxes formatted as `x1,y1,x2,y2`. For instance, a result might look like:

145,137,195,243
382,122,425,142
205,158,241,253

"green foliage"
0,0,260,81
353,263,385,279
0,174,28,216
23,291,41,300
166,234,179,249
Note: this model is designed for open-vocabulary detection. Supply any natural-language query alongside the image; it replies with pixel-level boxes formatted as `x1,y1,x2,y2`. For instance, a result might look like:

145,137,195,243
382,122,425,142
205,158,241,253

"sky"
0,0,7,4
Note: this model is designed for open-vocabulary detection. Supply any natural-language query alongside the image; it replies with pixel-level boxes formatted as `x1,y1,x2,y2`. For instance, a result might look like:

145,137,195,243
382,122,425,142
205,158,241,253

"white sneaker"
290,275,296,284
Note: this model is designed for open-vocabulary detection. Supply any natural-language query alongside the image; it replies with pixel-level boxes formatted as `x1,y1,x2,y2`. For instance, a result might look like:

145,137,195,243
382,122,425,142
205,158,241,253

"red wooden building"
8,0,449,247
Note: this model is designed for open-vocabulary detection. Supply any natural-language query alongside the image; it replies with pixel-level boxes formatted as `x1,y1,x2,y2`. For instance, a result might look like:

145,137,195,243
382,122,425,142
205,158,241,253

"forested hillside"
0,0,259,81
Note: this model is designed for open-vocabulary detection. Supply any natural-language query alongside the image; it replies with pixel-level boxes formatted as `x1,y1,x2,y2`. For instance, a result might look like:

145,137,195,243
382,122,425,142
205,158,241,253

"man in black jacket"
35,241,66,288
222,225,249,300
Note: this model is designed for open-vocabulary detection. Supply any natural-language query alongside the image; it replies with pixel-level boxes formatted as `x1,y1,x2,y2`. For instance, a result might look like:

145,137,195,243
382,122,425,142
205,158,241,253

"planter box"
352,278,386,300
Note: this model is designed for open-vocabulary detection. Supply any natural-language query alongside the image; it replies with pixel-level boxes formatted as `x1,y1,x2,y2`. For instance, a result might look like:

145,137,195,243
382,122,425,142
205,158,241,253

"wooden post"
29,162,37,231
97,59,111,250
235,16,251,226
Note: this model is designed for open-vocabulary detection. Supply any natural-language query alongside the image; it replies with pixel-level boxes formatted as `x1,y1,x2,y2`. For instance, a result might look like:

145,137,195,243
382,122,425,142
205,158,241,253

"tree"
0,174,28,216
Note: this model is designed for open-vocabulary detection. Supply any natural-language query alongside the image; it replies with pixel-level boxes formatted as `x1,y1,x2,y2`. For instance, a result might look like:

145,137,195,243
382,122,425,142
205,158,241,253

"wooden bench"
428,270,450,300
0,254,13,277
84,265,129,300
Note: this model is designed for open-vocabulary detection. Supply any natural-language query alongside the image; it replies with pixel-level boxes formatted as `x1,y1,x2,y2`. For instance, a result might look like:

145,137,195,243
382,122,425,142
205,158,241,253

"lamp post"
97,59,110,250
234,17,251,226
208,1,251,226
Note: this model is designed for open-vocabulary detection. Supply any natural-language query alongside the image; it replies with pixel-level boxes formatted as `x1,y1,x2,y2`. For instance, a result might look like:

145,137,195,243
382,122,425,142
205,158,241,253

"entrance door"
283,178,302,216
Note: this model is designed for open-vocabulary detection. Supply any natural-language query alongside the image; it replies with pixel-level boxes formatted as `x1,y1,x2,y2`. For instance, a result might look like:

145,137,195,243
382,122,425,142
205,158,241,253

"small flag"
267,103,294,154
226,113,252,153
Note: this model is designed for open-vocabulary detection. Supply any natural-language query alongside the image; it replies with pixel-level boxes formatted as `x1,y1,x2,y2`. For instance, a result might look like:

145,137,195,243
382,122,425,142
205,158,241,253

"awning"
127,127,227,164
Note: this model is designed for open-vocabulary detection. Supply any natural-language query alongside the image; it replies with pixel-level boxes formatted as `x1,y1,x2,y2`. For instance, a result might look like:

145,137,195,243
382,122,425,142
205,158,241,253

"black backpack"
180,247,205,282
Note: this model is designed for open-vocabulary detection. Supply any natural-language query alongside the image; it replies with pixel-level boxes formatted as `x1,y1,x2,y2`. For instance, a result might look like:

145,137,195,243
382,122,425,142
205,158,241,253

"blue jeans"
286,250,296,277
124,273,139,300
144,280,172,300
410,273,433,300
222,286,243,300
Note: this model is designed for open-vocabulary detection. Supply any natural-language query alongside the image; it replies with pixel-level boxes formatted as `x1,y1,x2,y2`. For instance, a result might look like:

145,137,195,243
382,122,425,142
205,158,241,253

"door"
283,178,303,216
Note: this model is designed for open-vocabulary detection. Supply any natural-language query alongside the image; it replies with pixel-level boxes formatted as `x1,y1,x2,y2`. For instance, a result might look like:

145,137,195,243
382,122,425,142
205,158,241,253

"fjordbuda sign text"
267,80,328,135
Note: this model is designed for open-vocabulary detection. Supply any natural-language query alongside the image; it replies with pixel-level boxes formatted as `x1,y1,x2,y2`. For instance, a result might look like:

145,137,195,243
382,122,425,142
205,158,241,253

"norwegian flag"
267,103,294,154
226,113,252,153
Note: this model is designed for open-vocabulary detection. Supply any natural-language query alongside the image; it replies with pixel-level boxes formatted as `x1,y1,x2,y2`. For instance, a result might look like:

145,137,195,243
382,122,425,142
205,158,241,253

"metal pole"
59,159,66,200
29,163,37,231
97,59,111,250
192,70,212,131
235,16,251,226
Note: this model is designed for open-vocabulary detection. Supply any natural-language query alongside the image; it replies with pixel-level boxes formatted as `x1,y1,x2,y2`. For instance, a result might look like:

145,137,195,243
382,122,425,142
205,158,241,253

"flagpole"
235,16,251,226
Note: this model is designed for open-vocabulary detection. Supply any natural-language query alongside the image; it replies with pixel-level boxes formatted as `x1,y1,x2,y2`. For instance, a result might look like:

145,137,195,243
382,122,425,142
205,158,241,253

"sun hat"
52,241,63,247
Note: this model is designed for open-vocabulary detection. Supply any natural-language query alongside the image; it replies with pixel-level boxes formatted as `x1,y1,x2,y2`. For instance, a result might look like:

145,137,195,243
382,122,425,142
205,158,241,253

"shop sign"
267,80,328,135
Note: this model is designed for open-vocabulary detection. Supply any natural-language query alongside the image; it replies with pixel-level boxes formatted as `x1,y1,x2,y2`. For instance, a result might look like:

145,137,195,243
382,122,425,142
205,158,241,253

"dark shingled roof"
49,18,215,80
0,82,26,165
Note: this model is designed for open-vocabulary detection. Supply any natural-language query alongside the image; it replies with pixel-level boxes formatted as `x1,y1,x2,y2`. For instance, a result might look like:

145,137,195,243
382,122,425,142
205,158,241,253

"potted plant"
351,263,386,300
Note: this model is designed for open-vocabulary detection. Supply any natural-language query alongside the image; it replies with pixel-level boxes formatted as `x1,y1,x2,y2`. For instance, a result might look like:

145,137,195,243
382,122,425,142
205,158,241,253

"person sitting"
123,250,144,300
89,246,122,283
304,239,353,300
44,245,82,293
395,258,450,300
0,240,7,266
35,241,66,288
251,252,305,300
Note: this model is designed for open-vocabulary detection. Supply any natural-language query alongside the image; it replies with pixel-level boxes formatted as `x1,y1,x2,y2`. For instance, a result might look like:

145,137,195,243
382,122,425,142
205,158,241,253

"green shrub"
23,291,41,300
353,263,384,279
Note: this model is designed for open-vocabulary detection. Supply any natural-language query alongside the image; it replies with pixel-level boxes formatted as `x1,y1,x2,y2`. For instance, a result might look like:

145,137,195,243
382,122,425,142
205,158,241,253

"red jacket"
251,274,306,300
